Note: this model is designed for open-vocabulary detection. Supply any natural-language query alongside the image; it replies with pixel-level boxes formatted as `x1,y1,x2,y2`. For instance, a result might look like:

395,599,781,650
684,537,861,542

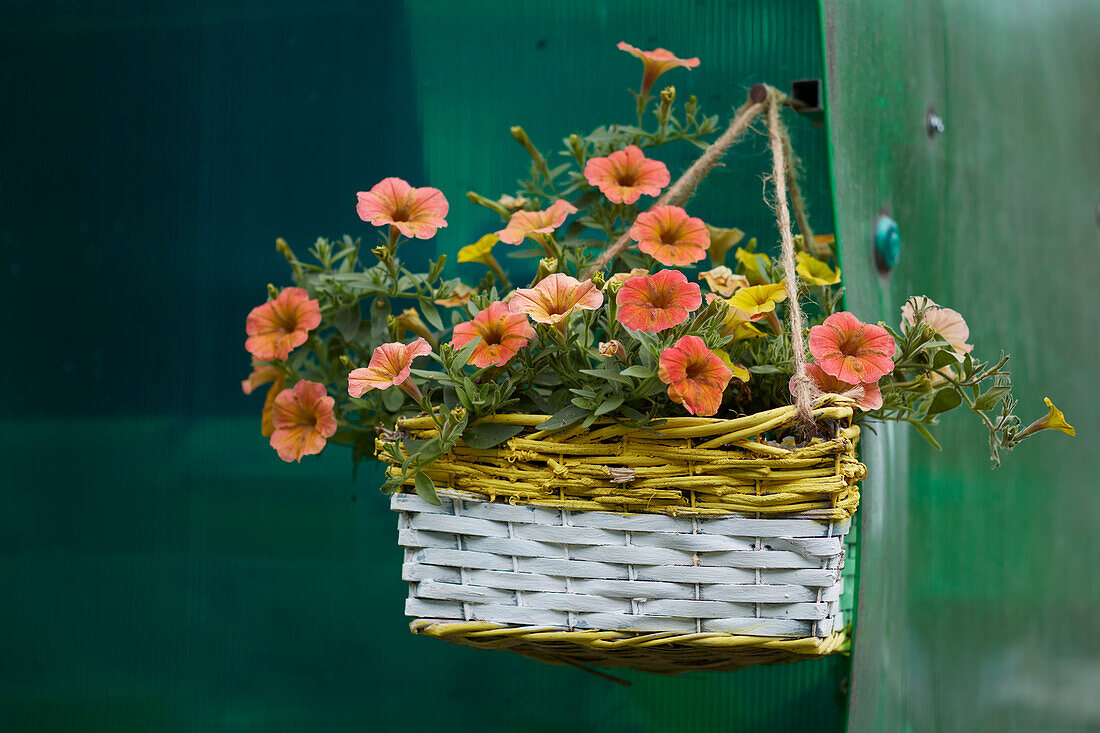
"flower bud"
510,125,544,166
590,271,606,289
266,283,279,299
536,257,558,281
449,406,467,424
339,355,354,369
598,340,626,360
371,245,389,261
568,133,586,163
658,86,675,123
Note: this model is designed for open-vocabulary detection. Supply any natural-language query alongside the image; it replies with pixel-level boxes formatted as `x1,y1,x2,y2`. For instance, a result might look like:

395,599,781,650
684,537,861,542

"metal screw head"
927,109,945,137
874,215,901,271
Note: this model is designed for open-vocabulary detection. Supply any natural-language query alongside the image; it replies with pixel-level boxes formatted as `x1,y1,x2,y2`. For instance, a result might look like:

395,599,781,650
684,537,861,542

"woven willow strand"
380,396,863,520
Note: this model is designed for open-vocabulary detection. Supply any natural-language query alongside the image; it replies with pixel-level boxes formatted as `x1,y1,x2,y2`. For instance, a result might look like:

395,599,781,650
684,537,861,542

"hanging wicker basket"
379,395,864,674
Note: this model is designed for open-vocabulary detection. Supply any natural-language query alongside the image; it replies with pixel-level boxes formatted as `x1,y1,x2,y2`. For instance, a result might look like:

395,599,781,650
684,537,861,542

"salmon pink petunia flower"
434,282,476,308
269,380,337,463
794,363,883,411
496,200,577,245
900,296,973,355
616,42,700,99
245,287,322,362
451,302,535,368
629,205,710,266
241,363,281,395
699,266,750,298
616,269,702,333
356,177,449,240
658,335,733,416
509,273,603,327
809,312,896,384
348,338,432,402
583,145,670,205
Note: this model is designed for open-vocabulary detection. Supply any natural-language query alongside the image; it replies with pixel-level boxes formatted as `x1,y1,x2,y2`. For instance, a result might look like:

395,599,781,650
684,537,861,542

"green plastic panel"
822,1,1100,729
1,1,857,731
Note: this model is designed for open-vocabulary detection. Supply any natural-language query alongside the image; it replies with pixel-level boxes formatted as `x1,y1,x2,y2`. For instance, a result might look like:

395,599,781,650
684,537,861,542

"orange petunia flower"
356,177,449,240
245,287,322,362
629,205,710,266
616,269,702,333
658,335,733,416
699,266,750,298
794,363,883,411
509,273,603,327
583,145,670,205
451,302,535,368
269,380,337,463
496,200,577,245
616,42,701,99
900,296,973,355
348,338,432,402
809,312,896,384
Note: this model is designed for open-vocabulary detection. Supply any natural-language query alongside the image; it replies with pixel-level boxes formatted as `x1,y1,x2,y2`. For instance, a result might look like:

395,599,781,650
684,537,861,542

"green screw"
874,215,900,271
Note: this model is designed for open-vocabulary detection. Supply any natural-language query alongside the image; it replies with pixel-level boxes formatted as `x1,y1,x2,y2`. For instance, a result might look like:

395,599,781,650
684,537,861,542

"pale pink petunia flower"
900,296,974,355
496,200,577,245
356,177,449,239
348,338,432,402
509,273,603,327
616,42,700,99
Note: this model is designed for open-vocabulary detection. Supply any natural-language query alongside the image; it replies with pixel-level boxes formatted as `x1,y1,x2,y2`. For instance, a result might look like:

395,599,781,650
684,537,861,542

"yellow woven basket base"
411,619,849,675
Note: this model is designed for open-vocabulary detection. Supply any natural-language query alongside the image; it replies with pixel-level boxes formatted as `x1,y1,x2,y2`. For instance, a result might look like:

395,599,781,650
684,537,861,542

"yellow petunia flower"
714,349,751,382
728,282,788,319
734,243,771,285
457,233,507,285
796,251,841,286
1019,397,1076,439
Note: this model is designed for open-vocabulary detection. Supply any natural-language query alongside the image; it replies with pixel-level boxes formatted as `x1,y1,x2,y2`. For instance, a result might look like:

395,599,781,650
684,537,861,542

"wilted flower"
583,145,670,205
434,282,476,308
269,380,337,463
245,287,322,362
616,269,702,333
616,42,700,99
497,200,577,245
795,363,883,411
706,224,746,266
348,338,432,402
809,312,896,384
241,363,286,437
658,335,733,416
735,245,771,285
699,266,750,297
1018,397,1076,439
598,340,626,360
497,194,530,211
356,177,449,239
901,296,974,355
629,205,710,266
392,308,436,346
509,273,603,327
606,268,650,290
795,251,841,286
451,302,535,368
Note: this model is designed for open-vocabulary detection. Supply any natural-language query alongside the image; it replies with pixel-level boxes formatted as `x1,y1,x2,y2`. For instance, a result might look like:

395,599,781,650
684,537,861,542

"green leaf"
420,300,443,330
974,385,1012,412
931,349,960,371
620,365,655,379
370,298,390,343
334,305,361,340
593,395,624,417
382,387,406,411
909,421,943,451
926,388,962,416
453,337,480,368
413,471,441,506
536,404,589,431
462,422,525,449
748,365,784,375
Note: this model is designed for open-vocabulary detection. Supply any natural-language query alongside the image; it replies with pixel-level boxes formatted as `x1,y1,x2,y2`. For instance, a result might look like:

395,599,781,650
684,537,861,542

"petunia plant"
243,42,1073,501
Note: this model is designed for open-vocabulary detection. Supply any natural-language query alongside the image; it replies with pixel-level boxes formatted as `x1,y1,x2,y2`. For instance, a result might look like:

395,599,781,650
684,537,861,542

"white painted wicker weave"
393,490,848,638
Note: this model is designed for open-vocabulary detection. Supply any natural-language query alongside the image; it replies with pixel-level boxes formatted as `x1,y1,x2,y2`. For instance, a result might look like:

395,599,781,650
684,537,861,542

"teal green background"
5,0,1098,730
2,1,849,731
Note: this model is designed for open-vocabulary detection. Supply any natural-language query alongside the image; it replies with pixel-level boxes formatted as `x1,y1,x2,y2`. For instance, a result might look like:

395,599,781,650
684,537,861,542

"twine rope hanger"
587,84,818,433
